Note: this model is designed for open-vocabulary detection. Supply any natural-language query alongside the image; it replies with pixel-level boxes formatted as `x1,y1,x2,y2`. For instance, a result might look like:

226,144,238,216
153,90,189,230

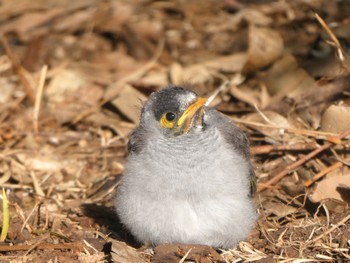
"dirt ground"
0,0,350,262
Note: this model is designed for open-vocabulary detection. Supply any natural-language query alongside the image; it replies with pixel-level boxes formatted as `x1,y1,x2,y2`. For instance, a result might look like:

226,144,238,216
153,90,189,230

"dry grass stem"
0,36,35,105
315,13,349,71
33,65,48,133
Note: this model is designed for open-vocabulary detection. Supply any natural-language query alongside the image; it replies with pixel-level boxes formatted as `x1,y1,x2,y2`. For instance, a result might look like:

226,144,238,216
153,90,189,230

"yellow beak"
175,97,207,133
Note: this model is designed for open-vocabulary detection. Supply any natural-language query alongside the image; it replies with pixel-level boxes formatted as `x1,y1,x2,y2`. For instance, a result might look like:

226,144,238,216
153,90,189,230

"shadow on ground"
81,203,141,248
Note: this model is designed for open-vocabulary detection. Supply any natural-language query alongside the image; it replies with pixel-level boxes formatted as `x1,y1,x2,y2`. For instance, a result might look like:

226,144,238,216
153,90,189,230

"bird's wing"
205,108,256,196
127,125,146,155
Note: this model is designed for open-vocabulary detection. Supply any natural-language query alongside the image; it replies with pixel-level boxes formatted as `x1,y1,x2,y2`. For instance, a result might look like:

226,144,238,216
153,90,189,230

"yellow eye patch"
160,112,177,128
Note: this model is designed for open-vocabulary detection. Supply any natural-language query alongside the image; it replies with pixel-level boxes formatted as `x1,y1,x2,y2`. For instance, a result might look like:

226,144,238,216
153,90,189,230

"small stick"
308,213,350,244
315,13,349,72
304,156,350,187
251,142,318,155
257,127,350,192
232,118,342,141
0,36,35,105
205,81,229,107
179,248,193,263
205,74,246,107
0,242,84,252
30,171,45,197
33,65,48,133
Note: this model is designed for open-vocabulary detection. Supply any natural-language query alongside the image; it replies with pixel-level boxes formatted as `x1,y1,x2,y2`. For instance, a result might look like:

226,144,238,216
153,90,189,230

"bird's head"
140,86,207,137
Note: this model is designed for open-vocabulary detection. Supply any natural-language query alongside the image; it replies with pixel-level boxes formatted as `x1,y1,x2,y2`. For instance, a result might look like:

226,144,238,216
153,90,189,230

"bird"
115,85,257,249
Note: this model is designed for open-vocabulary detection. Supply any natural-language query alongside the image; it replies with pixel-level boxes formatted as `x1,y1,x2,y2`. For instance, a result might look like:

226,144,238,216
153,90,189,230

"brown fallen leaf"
243,25,284,73
153,243,225,263
309,175,350,203
0,9,64,40
242,110,293,141
109,239,147,263
261,200,297,217
320,105,350,133
111,84,147,123
265,54,317,97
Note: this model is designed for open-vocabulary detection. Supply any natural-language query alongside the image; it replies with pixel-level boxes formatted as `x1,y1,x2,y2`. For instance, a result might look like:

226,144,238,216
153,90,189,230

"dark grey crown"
147,86,198,121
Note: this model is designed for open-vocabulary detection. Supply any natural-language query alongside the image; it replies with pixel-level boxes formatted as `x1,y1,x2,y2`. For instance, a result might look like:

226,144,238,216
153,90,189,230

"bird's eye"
165,112,176,122
160,112,177,128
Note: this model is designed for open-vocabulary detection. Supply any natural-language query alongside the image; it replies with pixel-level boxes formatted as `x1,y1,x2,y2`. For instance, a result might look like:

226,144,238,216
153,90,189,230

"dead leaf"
202,53,247,73
243,25,284,73
243,111,292,141
46,69,87,104
53,7,96,32
78,253,105,263
153,243,225,263
170,62,185,85
262,200,297,217
111,85,147,123
320,105,350,133
179,65,212,86
265,54,317,97
230,85,260,107
109,239,146,263
0,9,64,38
0,77,15,104
310,175,350,203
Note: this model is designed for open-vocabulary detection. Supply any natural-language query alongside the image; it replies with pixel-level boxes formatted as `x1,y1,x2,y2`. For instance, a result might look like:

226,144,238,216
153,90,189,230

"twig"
205,74,245,107
30,171,45,197
21,202,39,233
308,213,350,244
232,117,344,141
33,65,48,133
205,80,229,107
253,104,277,126
0,36,35,105
178,248,192,263
24,234,50,256
251,142,318,155
0,188,9,242
0,242,84,252
304,156,350,187
70,38,165,124
330,148,350,166
258,127,350,192
315,13,350,72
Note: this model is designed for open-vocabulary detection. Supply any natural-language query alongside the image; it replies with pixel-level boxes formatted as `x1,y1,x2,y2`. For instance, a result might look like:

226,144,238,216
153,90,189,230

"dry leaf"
320,105,350,133
170,62,185,85
310,175,350,203
0,9,64,37
0,77,15,103
180,65,212,85
203,53,247,73
53,8,96,32
265,54,317,97
153,243,225,263
109,239,146,263
137,68,169,87
262,200,297,217
243,25,284,73
243,111,292,140
46,69,87,104
111,84,147,123
230,84,260,107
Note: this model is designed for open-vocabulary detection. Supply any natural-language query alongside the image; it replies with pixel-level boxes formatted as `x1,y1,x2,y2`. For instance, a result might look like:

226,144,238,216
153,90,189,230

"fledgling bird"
115,86,257,249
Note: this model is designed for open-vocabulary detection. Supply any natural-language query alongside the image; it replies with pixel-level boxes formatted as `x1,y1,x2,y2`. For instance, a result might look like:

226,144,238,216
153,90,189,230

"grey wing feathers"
127,126,145,155
207,109,256,196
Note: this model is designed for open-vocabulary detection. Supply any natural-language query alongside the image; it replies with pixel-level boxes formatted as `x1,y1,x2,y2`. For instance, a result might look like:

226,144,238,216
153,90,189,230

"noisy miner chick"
115,86,257,249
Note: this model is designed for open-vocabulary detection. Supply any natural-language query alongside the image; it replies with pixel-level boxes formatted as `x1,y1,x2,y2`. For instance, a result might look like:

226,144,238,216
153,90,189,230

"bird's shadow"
81,203,141,248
